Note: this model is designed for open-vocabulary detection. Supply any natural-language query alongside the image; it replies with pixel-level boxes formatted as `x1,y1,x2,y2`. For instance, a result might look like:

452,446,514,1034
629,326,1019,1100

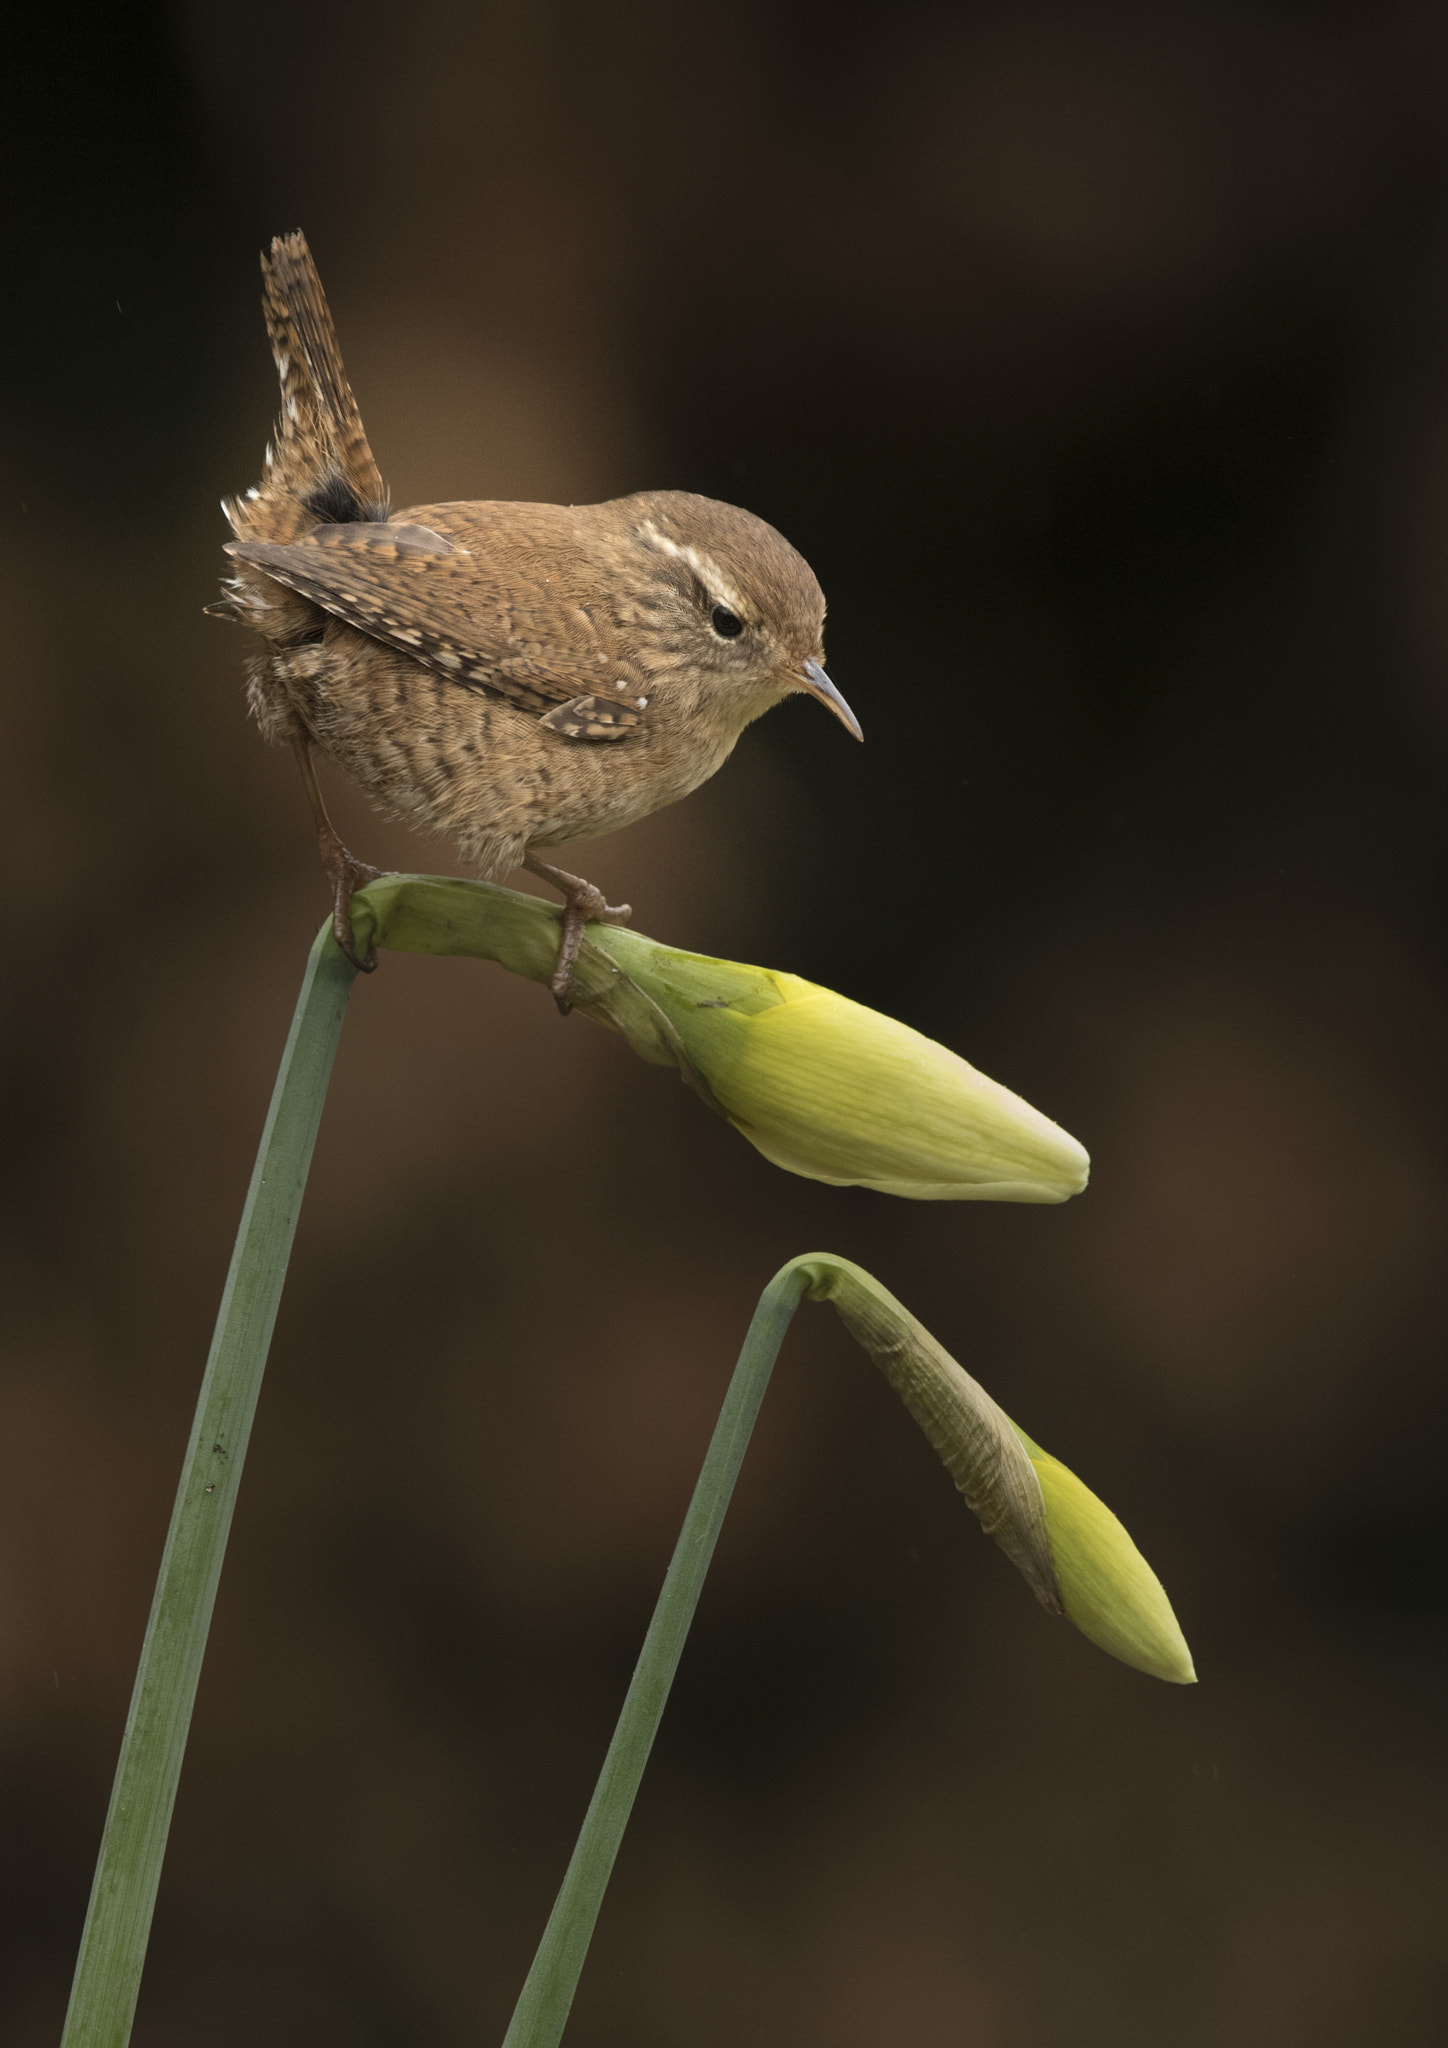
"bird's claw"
319,831,382,973
521,854,632,1012
550,896,632,1011
554,890,633,1012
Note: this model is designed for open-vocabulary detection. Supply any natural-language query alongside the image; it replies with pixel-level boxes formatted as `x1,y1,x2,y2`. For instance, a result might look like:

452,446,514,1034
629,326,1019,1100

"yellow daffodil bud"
793,1255,1195,1683
349,876,1088,1204
602,936,1089,1203
1008,1427,1196,1684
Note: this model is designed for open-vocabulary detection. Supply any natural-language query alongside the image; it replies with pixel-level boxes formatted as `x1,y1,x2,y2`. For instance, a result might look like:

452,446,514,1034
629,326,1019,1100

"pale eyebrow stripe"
640,524,749,617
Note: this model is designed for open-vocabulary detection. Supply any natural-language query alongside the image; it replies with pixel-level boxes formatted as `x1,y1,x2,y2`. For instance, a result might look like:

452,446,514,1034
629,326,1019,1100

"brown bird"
218,232,861,1002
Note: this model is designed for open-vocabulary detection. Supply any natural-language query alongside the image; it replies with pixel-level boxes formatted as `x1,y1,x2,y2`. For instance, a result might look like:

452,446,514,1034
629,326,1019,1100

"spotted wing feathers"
226,523,648,734
538,696,642,739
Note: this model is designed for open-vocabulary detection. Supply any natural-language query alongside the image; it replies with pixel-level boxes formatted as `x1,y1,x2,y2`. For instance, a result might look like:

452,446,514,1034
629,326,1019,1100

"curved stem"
500,1259,813,2048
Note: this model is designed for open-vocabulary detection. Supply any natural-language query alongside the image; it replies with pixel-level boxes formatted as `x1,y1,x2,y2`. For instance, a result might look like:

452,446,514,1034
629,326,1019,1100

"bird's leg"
291,734,382,972
524,853,632,1013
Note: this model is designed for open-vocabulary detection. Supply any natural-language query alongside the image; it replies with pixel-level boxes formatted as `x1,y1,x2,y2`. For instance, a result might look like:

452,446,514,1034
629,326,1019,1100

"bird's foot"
318,828,383,972
524,855,632,1014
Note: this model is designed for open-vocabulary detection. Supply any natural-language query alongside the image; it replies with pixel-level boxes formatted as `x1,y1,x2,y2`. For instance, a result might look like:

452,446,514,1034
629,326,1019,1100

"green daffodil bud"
1007,1427,1197,1683
603,935,1089,1202
347,877,1087,1204
793,1255,1195,1683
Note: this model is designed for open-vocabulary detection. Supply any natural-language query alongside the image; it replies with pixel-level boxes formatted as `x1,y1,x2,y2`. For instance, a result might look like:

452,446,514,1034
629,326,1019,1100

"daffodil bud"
791,1255,1195,1683
350,876,1089,1205
601,935,1089,1203
1007,1427,1196,1684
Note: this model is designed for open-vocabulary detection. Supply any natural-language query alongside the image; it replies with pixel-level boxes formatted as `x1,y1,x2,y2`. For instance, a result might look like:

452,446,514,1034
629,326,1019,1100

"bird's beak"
797,658,863,741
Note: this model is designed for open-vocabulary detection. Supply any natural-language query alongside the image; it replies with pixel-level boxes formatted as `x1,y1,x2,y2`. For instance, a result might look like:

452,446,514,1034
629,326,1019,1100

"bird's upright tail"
223,231,389,549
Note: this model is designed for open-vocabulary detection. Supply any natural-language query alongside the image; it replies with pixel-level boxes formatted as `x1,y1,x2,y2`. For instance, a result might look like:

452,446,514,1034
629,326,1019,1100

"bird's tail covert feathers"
224,231,390,546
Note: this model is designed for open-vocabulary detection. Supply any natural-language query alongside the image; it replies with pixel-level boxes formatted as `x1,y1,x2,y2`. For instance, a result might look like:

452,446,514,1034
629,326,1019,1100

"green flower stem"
59,883,1167,2048
502,1249,1193,2048
500,1260,815,2048
60,929,358,2048
350,874,1089,1203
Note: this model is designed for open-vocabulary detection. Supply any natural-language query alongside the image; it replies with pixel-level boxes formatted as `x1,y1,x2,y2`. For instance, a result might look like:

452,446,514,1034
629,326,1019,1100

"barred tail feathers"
224,231,389,549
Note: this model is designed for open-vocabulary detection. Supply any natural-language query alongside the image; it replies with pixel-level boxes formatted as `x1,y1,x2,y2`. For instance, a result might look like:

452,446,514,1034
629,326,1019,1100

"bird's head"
609,491,862,743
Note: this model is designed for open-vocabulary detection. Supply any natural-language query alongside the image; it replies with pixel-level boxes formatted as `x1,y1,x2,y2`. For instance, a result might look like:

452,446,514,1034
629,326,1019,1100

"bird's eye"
711,605,744,638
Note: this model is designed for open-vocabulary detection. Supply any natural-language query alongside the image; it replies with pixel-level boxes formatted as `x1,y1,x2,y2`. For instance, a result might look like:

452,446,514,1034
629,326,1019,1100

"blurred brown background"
4,2,1448,2042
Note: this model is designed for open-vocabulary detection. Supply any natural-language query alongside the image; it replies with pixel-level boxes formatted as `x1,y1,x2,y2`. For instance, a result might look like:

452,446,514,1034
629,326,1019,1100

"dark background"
4,2,1447,2042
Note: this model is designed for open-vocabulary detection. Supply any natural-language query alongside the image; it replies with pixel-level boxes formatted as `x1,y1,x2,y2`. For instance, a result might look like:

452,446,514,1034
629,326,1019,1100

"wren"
218,233,861,1002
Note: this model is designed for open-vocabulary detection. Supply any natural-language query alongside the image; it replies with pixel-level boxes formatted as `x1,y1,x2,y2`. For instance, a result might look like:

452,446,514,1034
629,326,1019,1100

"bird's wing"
225,522,647,737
